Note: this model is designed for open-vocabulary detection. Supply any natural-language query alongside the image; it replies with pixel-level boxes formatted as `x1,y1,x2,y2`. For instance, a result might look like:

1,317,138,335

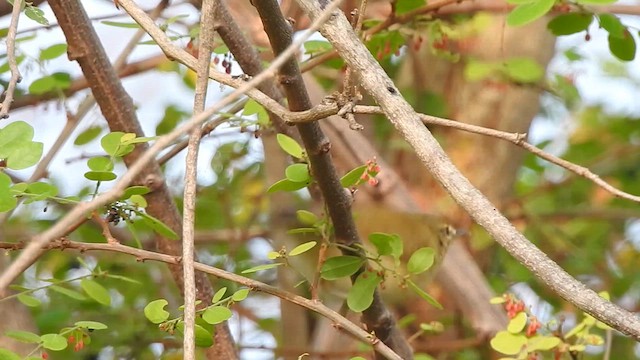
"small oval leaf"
289,241,317,256
80,279,111,306
144,299,170,324
202,306,233,325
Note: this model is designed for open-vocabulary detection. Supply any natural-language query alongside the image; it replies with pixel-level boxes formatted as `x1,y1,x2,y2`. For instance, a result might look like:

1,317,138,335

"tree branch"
0,239,402,360
295,0,640,341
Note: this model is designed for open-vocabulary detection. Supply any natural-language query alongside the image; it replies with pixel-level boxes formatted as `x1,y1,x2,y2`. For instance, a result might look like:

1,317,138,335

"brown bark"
45,1,237,358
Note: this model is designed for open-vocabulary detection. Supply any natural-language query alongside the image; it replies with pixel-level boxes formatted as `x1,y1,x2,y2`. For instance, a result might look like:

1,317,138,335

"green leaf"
74,126,103,145
276,133,304,159
28,76,55,95
242,99,269,125
40,333,67,351
156,105,187,135
202,306,233,325
129,194,147,208
232,288,250,302
25,6,48,26
101,21,140,28
347,271,382,312
608,30,636,61
599,14,625,38
507,311,528,333
289,241,317,256
267,178,309,193
503,57,544,83
407,280,443,309
296,210,318,225
407,247,436,274
340,165,367,187
526,335,561,351
241,263,283,274
395,0,426,14
25,182,58,201
84,171,117,182
212,287,227,303
547,13,593,35
87,157,113,172
144,299,170,324
0,349,21,360
80,279,111,306
75,321,108,330
137,211,179,240
464,60,496,81
100,132,134,157
506,0,555,27
0,173,17,212
303,40,333,54
285,163,310,183
0,121,43,170
121,186,150,200
49,285,87,301
17,294,41,307
321,256,364,280
175,323,214,347
4,330,41,343
106,273,141,284
369,232,403,259
39,43,67,61
490,331,527,355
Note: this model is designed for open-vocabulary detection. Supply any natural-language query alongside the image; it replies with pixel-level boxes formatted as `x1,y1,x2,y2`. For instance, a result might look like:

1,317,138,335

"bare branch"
0,0,24,119
181,0,216,356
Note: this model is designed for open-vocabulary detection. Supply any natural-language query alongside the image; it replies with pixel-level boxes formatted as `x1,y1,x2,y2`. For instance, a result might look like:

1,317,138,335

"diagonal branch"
295,0,640,341
0,239,402,360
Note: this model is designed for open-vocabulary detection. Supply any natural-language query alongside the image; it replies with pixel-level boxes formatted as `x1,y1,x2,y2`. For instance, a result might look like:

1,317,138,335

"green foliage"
0,121,43,170
320,256,363,281
506,0,555,27
464,57,544,83
39,44,68,61
347,271,382,312
490,293,610,358
28,72,71,95
547,13,593,36
395,0,426,14
143,288,250,348
303,40,332,55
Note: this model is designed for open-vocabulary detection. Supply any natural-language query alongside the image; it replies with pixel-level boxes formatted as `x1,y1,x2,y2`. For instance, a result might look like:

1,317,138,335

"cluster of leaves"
320,230,442,312
143,287,250,347
548,13,637,61
265,134,442,312
490,293,609,359
0,259,138,359
1,321,107,360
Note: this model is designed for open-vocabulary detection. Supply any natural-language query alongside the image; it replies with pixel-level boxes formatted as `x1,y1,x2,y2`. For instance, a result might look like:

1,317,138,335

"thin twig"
0,0,24,119
282,103,640,204
181,0,215,356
